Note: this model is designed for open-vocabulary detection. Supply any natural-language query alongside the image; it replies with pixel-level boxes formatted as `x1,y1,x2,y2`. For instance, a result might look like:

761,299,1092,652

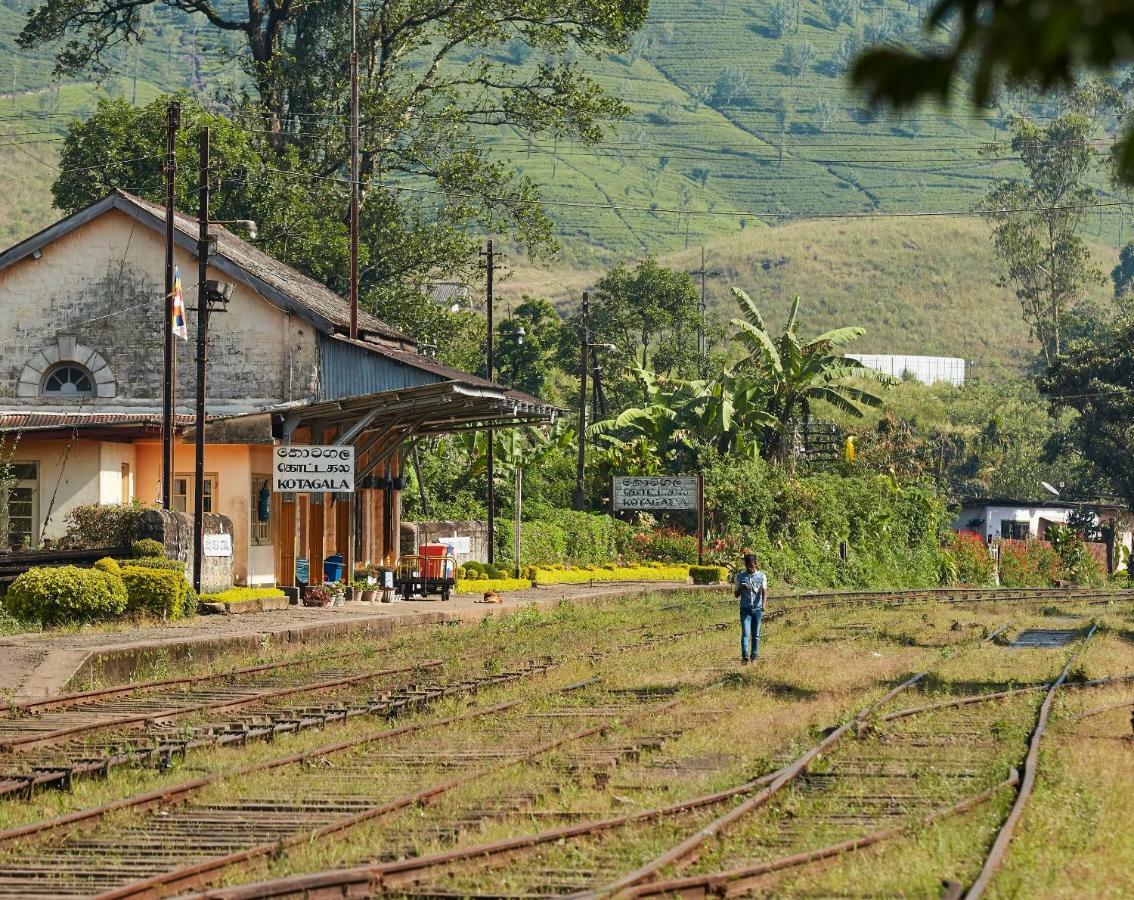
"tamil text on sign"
612,476,699,511
273,445,355,492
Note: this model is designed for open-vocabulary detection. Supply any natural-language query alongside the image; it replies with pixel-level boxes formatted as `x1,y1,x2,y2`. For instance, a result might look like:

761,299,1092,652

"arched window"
41,364,94,397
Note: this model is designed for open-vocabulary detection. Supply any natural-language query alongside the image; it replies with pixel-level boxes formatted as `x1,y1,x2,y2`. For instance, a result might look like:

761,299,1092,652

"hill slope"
502,215,1118,374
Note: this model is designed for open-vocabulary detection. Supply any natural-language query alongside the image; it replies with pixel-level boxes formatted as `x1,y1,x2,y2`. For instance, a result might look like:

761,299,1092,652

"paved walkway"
0,581,722,701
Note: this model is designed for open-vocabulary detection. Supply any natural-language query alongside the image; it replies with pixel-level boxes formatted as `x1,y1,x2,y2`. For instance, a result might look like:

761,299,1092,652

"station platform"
1,580,724,702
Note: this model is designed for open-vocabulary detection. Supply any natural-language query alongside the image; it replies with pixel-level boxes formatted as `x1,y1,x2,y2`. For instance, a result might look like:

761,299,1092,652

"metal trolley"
394,553,457,601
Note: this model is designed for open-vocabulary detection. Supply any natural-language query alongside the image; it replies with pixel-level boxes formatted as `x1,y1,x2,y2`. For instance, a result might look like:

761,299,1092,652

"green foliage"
130,538,166,559
117,557,186,571
851,0,1134,183
454,576,532,594
200,587,287,604
4,565,128,626
998,539,1062,588
690,564,728,584
628,526,699,563
119,566,192,619
59,502,146,550
730,289,890,464
1047,524,1106,586
496,296,562,398
1040,315,1134,510
92,557,122,577
942,532,996,586
979,110,1106,365
494,511,627,566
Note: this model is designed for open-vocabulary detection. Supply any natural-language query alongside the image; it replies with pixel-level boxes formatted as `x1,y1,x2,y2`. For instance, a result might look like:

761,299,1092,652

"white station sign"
273,445,355,493
612,476,700,511
203,533,233,558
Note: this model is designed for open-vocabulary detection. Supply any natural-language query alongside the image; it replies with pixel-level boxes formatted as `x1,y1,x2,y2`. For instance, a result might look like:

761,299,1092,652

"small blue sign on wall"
296,557,310,585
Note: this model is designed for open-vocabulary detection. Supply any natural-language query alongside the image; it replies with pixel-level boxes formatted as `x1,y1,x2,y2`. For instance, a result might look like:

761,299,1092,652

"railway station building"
0,190,556,586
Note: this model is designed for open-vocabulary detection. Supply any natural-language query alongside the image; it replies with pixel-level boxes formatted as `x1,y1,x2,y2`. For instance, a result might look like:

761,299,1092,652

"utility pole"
192,126,210,596
348,0,359,341
482,239,497,563
574,292,589,512
161,99,180,510
688,245,720,378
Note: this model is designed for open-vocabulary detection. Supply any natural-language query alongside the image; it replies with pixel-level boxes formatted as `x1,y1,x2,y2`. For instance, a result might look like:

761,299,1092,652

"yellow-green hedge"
454,577,532,595
529,564,690,586
200,587,286,604
690,565,729,584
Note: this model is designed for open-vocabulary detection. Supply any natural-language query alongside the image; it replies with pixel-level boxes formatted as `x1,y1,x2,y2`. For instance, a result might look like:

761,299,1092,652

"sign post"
273,446,356,493
611,475,705,565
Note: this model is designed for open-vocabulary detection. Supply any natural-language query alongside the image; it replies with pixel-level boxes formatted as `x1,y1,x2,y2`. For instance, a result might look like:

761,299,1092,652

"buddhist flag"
171,267,188,340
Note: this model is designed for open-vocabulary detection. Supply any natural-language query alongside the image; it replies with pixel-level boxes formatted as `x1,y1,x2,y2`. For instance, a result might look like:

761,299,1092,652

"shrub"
201,587,286,604
630,527,698,563
119,565,191,619
59,503,146,550
4,565,128,626
999,539,1062,588
117,557,185,571
530,563,689,585
943,532,996,586
690,565,728,585
131,538,167,559
454,576,531,594
93,557,122,577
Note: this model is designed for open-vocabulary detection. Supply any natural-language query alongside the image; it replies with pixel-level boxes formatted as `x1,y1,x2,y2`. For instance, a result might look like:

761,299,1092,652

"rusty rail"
958,622,1098,899
622,773,1021,898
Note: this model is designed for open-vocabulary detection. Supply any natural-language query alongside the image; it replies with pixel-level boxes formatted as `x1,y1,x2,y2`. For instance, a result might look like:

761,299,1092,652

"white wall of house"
98,442,137,506
14,439,102,543
953,504,1071,541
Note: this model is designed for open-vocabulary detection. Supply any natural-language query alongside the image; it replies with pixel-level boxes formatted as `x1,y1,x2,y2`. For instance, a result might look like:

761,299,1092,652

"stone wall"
401,520,488,566
140,508,234,594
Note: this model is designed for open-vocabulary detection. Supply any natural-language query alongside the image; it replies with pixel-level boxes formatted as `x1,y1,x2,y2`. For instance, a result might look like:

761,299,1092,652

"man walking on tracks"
735,553,767,665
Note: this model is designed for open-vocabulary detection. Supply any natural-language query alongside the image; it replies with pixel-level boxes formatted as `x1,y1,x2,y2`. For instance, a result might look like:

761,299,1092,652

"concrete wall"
954,504,1071,542
0,208,319,413
14,439,102,542
139,508,234,594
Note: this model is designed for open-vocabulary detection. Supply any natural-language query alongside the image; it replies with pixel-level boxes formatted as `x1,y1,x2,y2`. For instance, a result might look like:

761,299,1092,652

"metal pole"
697,474,704,565
192,126,210,596
348,0,359,342
697,245,706,374
162,99,180,510
513,461,522,579
574,292,589,511
485,239,495,563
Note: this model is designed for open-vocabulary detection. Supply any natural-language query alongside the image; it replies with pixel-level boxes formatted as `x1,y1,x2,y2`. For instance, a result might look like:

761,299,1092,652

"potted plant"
302,584,332,607
353,576,377,602
329,580,347,606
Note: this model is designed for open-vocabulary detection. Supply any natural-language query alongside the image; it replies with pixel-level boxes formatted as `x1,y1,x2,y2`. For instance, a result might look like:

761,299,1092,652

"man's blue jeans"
740,607,763,660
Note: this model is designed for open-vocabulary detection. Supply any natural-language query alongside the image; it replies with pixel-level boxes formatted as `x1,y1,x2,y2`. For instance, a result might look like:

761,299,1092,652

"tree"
713,65,750,109
1039,316,1134,510
562,258,700,409
824,0,855,31
28,0,647,309
496,297,562,398
777,41,816,83
814,97,839,133
772,92,793,165
979,112,1103,365
768,0,792,39
850,0,1134,182
730,288,890,466
1111,242,1134,305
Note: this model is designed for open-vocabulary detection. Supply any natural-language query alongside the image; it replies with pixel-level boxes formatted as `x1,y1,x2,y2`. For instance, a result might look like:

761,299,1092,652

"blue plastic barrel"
323,554,344,583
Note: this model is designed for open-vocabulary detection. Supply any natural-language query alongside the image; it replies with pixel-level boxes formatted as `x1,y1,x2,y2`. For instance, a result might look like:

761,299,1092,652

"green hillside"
502,215,1118,374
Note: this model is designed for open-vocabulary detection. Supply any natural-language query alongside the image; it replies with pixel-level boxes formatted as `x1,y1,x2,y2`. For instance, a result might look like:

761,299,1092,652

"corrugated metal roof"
0,412,197,432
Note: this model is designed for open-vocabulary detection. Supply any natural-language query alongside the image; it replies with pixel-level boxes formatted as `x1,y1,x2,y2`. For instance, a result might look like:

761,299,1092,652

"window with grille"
1,462,39,549
251,475,271,546
41,364,94,397
173,474,216,515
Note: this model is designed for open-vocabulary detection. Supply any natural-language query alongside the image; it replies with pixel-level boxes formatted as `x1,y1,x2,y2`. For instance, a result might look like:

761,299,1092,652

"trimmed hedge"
4,565,128,626
114,556,186,571
93,557,122,577
690,565,728,585
131,538,167,559
529,564,689,586
120,566,192,620
201,587,286,604
454,577,531,595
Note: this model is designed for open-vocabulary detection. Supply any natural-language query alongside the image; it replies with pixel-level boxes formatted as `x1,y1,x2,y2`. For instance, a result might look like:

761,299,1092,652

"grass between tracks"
1,592,1129,899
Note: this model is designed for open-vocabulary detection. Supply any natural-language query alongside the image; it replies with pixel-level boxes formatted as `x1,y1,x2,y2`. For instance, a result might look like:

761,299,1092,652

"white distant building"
847,354,966,386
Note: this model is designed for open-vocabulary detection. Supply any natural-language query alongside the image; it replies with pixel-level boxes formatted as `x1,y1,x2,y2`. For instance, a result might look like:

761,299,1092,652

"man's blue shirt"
736,570,767,611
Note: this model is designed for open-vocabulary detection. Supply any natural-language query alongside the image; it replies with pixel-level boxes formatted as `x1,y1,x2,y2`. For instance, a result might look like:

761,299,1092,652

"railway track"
175,615,1113,899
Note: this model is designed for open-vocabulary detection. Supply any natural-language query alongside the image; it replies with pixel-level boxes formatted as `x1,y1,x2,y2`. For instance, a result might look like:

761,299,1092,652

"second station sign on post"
611,475,705,563
273,445,356,493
